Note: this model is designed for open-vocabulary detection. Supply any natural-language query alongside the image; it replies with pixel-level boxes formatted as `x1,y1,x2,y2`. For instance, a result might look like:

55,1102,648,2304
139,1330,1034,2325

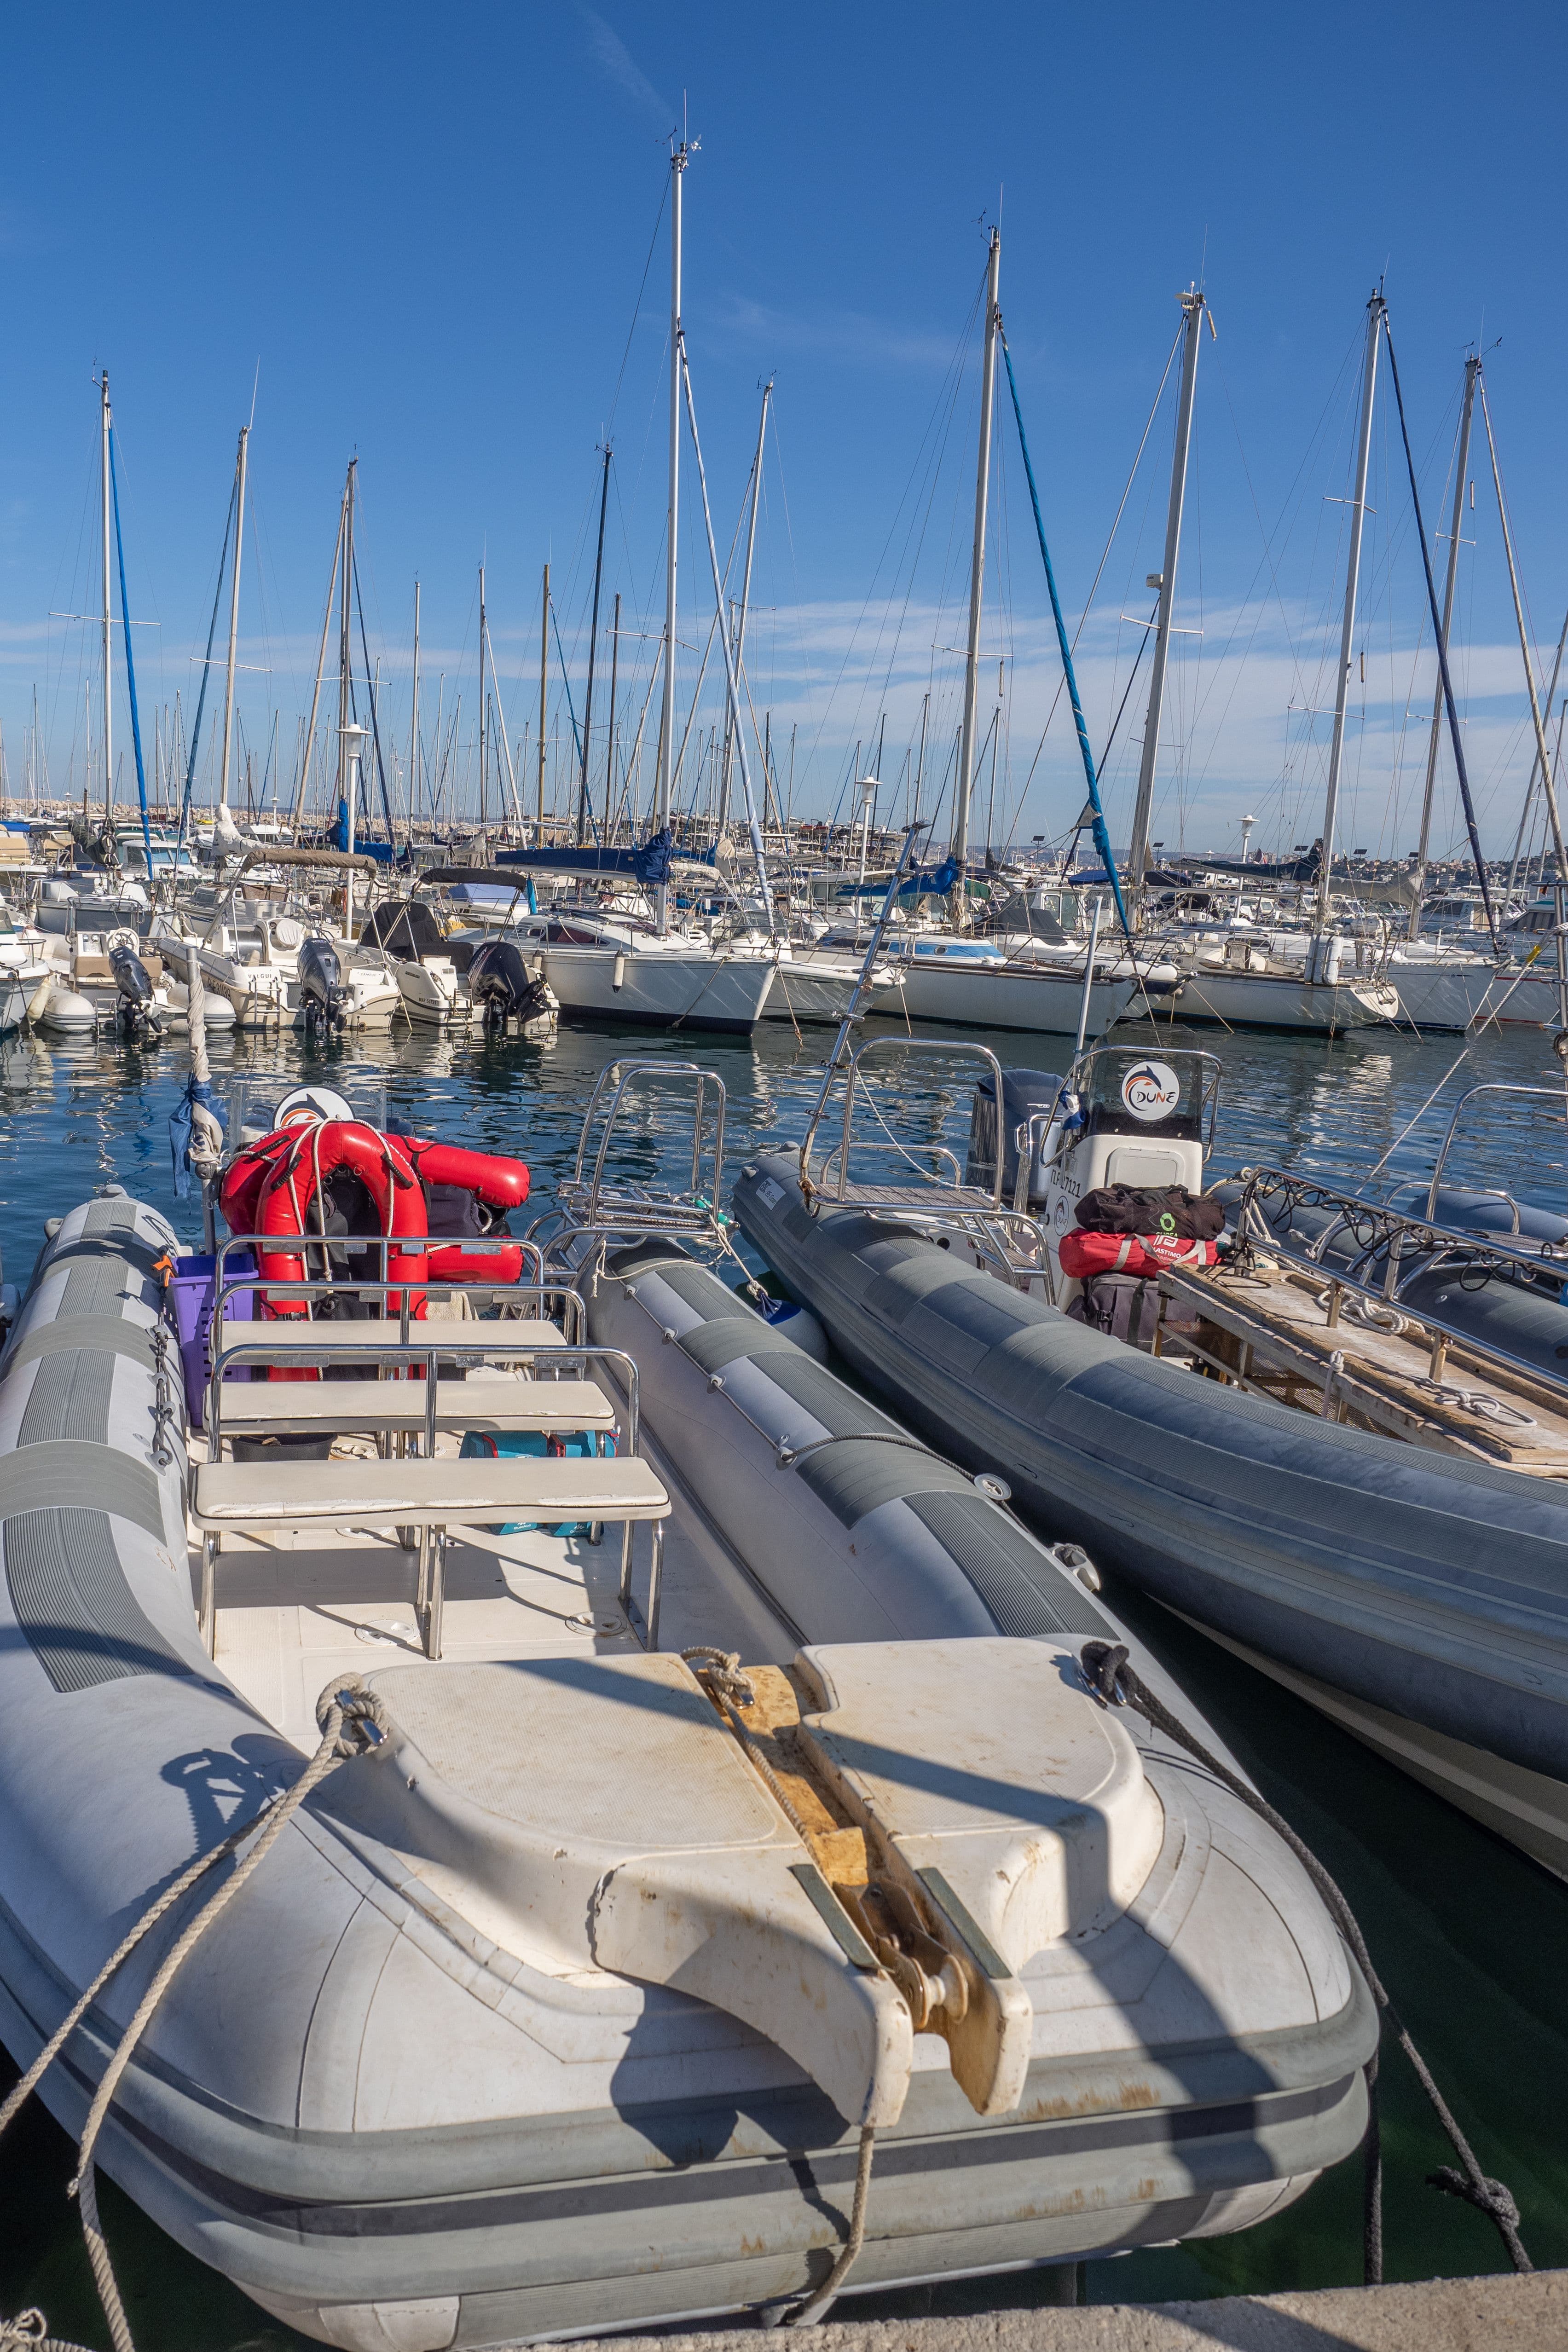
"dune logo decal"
1121,1061,1181,1121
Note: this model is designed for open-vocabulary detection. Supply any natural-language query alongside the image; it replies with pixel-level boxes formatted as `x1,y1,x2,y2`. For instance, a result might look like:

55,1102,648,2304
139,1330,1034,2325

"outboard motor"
110,941,162,1040
466,939,558,1038
298,935,349,1033
966,1068,1065,1209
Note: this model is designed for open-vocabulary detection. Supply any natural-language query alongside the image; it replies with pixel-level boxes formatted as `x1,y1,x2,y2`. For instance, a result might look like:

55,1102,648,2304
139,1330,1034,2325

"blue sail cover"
494,830,716,884
844,855,961,898
328,801,396,861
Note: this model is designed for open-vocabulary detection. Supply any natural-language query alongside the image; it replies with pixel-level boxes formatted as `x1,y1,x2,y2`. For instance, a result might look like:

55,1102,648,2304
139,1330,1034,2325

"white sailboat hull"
764,959,902,1024
896,960,1136,1034
1387,958,1505,1032
1174,968,1398,1033
536,945,776,1032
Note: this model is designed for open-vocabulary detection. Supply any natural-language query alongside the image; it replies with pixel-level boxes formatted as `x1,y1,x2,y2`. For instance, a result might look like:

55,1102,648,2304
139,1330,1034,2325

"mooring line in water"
0,1677,389,2352
1078,1639,1533,2283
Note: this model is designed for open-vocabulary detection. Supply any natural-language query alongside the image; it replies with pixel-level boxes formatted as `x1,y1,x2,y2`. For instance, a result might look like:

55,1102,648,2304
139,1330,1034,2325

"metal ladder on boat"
796,1035,1051,1291
529,1059,743,1276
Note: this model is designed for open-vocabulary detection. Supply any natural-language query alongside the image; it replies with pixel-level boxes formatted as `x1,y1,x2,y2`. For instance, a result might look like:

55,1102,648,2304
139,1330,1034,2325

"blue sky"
1,0,1564,859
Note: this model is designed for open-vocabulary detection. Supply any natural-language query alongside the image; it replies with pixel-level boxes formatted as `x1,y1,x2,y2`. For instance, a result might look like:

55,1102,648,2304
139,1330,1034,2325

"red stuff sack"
1057,1228,1219,1281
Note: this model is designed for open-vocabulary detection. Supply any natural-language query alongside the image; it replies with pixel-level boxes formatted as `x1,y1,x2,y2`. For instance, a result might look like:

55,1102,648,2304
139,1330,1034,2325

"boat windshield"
1072,1045,1219,1147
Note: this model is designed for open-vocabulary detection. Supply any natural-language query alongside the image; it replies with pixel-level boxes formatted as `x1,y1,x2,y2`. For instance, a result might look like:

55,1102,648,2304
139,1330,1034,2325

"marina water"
4,1011,1566,2345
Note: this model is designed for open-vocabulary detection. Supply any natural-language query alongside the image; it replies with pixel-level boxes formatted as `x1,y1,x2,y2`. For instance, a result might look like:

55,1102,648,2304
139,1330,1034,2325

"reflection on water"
1,1013,1564,1286
2,1011,1568,2342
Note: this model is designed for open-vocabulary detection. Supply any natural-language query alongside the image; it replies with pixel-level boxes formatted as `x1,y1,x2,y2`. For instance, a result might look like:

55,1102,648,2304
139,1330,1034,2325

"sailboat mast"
605,590,621,835
717,376,773,836
408,579,421,842
656,138,690,928
578,445,612,846
477,563,488,832
1127,287,1206,909
1408,355,1479,937
217,424,249,817
538,563,550,834
337,459,357,809
1481,376,1568,893
951,229,1001,891
100,373,113,822
1317,291,1385,930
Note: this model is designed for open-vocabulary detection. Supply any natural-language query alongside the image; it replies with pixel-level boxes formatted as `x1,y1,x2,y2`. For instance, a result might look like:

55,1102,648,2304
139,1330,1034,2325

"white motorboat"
508,908,778,1032
153,907,401,1030
35,870,150,936
363,899,475,1027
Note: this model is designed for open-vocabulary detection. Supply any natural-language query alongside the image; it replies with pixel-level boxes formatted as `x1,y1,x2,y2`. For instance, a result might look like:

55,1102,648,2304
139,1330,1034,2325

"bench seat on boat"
212,1377,617,1439
191,1456,670,1662
215,1316,571,1354
192,1455,666,1531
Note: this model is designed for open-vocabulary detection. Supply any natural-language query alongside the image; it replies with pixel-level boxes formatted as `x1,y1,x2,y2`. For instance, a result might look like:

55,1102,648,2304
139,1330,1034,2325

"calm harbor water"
3,1009,1567,2346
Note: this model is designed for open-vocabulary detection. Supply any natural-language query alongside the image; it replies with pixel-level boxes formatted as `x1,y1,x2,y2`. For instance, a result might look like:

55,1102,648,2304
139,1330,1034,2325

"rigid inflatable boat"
734,1041,1568,1883
0,1142,1375,2346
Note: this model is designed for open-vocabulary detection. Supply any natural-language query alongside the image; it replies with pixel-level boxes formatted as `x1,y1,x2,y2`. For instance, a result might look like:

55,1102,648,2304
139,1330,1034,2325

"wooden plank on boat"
1157,1260,1568,1477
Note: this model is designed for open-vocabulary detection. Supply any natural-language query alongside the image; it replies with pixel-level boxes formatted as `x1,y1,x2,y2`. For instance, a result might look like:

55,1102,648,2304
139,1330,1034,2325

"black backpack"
1073,1184,1225,1242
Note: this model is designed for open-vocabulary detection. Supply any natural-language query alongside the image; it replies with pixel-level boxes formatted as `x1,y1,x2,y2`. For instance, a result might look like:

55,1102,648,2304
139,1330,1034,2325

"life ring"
426,1241,526,1285
1058,1228,1219,1282
256,1119,428,1326
218,1127,297,1240
395,1137,531,1213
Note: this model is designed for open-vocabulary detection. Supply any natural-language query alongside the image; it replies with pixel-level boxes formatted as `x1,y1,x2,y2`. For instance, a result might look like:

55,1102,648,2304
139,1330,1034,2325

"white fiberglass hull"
765,959,902,1024
156,934,399,1030
896,960,1136,1034
1175,968,1398,1033
392,958,472,1027
536,945,776,1032
1182,1615,1568,1886
1387,958,1506,1032
1485,963,1568,1028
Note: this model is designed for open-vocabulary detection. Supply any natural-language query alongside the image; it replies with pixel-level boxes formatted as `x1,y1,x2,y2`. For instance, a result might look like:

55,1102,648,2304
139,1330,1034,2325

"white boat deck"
189,1433,793,1753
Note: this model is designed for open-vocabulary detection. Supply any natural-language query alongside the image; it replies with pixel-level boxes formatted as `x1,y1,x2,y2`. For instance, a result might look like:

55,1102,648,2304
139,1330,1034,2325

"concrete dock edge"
549,2270,1568,2352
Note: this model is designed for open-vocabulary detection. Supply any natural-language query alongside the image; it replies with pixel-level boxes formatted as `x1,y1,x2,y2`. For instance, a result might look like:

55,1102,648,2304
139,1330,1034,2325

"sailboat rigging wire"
1380,315,1498,954
178,479,236,851
353,562,400,849
107,427,155,880
680,344,776,922
1017,319,1184,800
998,331,1132,943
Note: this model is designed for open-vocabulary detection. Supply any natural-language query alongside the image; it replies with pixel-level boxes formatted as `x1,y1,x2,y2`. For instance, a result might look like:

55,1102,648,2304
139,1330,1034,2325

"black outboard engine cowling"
467,939,556,1033
110,942,162,1039
298,936,349,1032
966,1068,1064,1207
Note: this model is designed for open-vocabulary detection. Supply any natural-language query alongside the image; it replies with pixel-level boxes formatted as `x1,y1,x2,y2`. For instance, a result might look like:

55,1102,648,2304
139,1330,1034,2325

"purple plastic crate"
171,1252,256,1430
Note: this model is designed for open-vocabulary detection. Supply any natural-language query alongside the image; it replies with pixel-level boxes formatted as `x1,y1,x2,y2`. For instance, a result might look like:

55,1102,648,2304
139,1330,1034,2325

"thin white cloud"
577,6,672,128
717,294,963,374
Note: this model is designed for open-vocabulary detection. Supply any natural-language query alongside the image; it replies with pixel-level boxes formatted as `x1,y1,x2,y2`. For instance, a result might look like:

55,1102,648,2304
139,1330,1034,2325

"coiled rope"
1078,1640,1531,2283
0,1676,389,2352
679,1647,876,2327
